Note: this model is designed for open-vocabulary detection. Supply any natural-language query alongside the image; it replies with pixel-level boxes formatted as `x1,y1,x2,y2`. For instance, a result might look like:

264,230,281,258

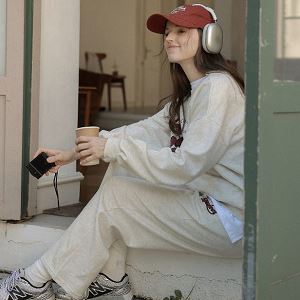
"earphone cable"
53,172,60,210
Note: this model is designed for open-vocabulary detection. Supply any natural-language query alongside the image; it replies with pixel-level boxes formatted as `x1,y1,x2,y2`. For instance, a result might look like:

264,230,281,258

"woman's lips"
166,45,180,51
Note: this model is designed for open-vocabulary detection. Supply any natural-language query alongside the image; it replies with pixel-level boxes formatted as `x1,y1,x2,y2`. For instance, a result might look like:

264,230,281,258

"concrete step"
0,214,242,300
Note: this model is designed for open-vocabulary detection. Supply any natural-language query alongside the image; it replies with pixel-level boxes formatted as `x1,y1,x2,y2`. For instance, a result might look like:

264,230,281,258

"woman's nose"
165,32,175,42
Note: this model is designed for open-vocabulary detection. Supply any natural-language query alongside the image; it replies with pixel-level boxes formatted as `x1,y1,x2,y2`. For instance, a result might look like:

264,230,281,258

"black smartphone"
26,152,56,179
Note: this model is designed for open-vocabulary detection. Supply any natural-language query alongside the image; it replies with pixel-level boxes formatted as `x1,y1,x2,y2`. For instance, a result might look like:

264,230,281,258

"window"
275,0,300,81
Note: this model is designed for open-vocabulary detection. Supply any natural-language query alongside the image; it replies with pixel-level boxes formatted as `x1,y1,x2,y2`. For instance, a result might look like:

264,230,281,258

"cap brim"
147,13,207,34
146,14,168,34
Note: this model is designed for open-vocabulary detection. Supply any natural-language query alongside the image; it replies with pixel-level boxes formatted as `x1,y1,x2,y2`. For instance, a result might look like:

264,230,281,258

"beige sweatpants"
41,163,242,299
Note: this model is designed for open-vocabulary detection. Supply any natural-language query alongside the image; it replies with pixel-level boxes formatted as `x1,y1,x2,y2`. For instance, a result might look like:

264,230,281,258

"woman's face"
164,22,199,65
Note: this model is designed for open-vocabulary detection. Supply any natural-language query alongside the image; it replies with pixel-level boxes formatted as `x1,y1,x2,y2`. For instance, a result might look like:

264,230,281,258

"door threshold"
43,202,86,218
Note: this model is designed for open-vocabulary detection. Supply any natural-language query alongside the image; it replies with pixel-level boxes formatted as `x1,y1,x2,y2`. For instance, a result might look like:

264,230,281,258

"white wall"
0,0,6,76
80,0,138,109
36,0,83,213
215,0,246,77
215,0,233,60
39,0,79,157
231,0,246,76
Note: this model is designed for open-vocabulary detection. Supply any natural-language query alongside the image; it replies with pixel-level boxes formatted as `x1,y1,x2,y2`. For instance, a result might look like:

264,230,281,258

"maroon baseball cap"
147,4,215,34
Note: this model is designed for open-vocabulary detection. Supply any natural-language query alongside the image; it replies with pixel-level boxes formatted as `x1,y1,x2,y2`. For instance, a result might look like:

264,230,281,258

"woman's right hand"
33,148,78,175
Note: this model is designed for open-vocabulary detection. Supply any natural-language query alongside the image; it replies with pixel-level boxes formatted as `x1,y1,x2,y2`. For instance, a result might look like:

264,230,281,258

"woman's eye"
178,29,186,34
164,32,169,37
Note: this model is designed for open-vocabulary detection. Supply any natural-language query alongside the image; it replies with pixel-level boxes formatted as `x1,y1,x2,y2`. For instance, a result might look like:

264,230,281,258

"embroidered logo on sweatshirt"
170,136,183,152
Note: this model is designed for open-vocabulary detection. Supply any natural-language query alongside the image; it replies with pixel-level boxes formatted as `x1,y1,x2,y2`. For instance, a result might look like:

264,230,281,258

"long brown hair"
167,29,244,136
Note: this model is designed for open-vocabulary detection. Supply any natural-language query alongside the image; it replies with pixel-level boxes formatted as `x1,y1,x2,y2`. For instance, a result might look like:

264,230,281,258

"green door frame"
243,0,260,298
21,0,33,218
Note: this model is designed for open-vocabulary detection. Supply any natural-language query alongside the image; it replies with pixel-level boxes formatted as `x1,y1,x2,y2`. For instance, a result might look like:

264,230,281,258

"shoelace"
0,270,21,292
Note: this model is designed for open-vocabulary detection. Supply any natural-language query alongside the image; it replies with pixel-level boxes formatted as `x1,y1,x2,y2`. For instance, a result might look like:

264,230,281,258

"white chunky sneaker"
55,273,133,300
0,269,54,300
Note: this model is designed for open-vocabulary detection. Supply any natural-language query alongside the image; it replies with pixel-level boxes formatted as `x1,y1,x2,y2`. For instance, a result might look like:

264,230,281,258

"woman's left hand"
75,136,108,165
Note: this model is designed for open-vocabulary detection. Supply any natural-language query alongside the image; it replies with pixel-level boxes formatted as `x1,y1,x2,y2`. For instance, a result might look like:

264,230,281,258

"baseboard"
36,172,84,214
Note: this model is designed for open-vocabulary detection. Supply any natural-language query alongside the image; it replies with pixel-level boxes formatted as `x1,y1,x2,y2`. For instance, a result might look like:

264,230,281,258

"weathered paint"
243,0,260,299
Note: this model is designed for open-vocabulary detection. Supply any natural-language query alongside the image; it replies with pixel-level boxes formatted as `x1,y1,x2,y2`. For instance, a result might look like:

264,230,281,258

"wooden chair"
85,52,127,111
78,86,97,126
78,69,112,126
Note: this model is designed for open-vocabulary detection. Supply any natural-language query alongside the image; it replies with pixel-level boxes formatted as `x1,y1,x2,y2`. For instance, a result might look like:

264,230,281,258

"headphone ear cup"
202,23,223,54
202,24,210,53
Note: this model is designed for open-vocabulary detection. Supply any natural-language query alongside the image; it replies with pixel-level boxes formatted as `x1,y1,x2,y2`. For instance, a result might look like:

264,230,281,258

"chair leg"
84,91,92,126
107,83,112,111
121,81,127,111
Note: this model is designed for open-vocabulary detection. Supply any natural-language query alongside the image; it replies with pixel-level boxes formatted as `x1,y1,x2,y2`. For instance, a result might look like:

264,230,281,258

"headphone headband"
192,4,218,22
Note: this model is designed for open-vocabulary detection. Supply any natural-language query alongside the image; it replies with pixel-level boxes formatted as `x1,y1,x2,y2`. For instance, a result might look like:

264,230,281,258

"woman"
0,4,245,300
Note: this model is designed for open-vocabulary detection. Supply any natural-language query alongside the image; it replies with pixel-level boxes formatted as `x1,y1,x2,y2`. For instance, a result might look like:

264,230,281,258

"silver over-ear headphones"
192,4,223,54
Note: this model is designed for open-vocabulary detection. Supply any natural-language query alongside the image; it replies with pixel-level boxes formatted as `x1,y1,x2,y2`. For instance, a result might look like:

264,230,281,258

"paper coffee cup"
75,126,100,166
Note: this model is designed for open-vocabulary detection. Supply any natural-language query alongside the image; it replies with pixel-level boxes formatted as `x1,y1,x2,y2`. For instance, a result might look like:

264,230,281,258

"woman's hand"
33,148,77,175
75,136,107,165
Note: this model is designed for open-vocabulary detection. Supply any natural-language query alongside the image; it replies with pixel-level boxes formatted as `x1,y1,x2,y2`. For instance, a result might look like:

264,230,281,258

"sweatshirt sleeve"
103,76,237,187
99,104,170,148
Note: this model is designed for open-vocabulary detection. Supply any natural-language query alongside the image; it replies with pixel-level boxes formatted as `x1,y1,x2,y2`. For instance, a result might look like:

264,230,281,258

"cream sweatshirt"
100,72,245,219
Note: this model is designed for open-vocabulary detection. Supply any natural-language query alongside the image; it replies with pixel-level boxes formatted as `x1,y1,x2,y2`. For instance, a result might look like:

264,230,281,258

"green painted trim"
21,0,33,218
243,0,260,299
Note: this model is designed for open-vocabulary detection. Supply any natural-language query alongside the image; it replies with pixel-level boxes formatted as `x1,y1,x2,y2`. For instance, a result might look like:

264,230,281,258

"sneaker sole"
55,292,133,300
90,292,133,300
